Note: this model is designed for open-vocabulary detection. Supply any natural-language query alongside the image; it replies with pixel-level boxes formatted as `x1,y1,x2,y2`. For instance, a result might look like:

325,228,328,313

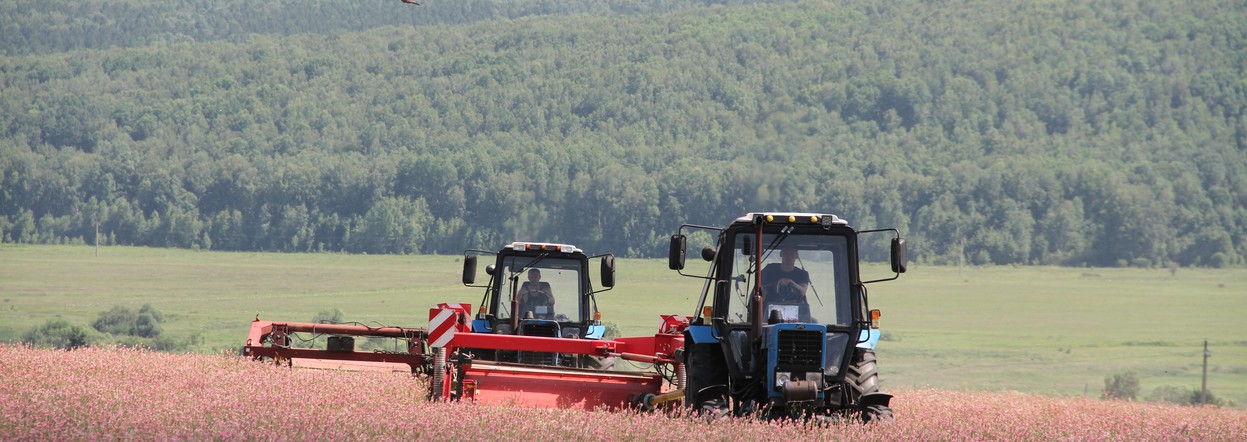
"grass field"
2,244,1244,408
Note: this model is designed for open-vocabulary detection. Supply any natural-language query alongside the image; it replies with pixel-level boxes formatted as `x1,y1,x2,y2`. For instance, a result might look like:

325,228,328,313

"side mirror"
891,237,907,274
600,255,616,288
668,235,687,270
485,264,496,276
462,255,477,285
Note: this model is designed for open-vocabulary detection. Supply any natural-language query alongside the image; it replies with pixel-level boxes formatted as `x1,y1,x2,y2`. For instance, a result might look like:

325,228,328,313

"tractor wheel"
846,349,894,423
861,404,893,423
582,355,617,370
685,343,728,417
847,348,880,398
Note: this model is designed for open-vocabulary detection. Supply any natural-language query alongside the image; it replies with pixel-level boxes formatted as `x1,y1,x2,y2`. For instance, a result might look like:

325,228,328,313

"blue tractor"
668,212,905,422
462,241,616,367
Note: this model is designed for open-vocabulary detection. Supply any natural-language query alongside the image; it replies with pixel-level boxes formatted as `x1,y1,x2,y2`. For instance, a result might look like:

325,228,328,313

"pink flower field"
2,345,1244,441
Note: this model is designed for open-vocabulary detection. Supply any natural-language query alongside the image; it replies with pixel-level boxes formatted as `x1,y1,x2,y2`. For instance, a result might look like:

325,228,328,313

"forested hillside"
0,0,796,55
2,0,1245,266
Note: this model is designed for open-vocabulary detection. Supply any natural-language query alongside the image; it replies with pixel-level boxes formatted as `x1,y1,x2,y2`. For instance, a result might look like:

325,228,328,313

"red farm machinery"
242,241,688,410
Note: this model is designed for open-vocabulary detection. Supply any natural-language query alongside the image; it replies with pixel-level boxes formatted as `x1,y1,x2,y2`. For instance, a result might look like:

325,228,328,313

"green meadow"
2,245,1244,407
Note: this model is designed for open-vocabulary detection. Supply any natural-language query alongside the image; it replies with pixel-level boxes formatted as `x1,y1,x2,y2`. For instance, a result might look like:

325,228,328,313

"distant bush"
1148,385,1193,404
92,306,138,335
1102,372,1140,400
92,304,165,338
1191,390,1230,407
601,322,621,340
1149,385,1233,407
134,304,165,338
106,332,201,353
21,319,93,350
312,308,345,324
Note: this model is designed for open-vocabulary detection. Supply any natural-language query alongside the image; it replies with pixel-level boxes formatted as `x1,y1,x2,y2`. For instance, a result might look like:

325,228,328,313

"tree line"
1,0,1244,266
0,0,796,56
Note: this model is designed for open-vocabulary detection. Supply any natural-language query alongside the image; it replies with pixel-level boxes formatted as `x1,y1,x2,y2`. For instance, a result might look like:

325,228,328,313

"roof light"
511,242,578,253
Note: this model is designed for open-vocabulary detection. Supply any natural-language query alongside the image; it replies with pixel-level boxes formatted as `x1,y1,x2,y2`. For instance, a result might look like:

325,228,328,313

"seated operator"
518,268,555,319
759,245,810,322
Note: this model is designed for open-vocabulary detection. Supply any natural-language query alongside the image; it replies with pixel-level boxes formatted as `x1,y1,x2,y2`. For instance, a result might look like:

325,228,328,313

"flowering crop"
2,345,1244,441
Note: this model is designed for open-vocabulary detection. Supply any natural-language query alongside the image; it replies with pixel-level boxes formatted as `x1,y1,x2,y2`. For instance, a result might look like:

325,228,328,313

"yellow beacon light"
765,214,774,222
787,215,796,222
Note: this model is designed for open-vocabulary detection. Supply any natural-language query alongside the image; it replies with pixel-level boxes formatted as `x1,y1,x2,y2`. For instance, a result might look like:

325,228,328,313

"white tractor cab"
462,241,615,367
669,212,905,422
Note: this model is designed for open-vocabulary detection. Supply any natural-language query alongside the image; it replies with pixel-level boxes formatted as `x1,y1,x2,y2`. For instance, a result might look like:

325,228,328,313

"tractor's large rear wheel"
684,343,729,417
846,349,894,423
847,349,880,397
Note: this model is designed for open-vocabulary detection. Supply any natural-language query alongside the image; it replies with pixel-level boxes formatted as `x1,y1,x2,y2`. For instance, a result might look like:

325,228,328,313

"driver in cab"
518,268,555,319
760,245,810,321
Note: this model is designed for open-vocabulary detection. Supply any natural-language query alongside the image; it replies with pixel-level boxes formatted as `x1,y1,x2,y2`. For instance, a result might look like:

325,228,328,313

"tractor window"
497,256,584,323
726,234,852,326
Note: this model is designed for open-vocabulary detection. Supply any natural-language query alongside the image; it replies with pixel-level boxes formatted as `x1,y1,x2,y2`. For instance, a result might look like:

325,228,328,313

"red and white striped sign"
427,303,470,348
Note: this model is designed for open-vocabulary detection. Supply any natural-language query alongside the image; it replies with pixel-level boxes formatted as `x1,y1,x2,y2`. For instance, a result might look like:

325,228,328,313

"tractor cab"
669,212,905,421
462,241,615,366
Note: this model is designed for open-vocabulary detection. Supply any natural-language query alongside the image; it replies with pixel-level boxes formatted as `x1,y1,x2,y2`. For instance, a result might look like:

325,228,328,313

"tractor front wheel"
861,404,893,423
847,349,894,423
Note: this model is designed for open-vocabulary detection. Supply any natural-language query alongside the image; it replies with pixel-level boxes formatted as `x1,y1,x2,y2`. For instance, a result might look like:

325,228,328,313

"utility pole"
958,236,964,276
1201,339,1211,403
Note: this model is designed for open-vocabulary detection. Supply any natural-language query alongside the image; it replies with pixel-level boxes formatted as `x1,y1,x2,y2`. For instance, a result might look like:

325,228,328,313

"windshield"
495,256,584,323
725,233,852,326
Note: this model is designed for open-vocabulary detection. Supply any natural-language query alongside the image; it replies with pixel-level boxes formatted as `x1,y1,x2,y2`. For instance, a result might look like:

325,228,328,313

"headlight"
775,372,791,387
805,372,823,387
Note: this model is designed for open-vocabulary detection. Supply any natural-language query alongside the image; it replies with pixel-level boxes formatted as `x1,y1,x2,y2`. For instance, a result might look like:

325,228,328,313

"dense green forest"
2,0,1245,266
0,0,796,55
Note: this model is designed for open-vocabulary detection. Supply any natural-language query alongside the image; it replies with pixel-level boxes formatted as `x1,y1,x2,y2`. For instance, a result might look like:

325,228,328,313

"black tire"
846,348,881,399
862,404,894,424
847,349,894,423
685,343,728,415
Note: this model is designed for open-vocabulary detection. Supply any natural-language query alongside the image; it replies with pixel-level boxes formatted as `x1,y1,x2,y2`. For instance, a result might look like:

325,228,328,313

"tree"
1102,371,1140,401
349,197,431,254
2,0,1245,266
312,308,345,324
22,319,93,350
92,305,139,335
91,304,164,338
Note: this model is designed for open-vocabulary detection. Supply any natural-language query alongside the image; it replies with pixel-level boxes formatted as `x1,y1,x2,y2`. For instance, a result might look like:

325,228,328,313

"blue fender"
857,329,881,349
585,324,606,339
686,324,717,344
471,318,492,333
